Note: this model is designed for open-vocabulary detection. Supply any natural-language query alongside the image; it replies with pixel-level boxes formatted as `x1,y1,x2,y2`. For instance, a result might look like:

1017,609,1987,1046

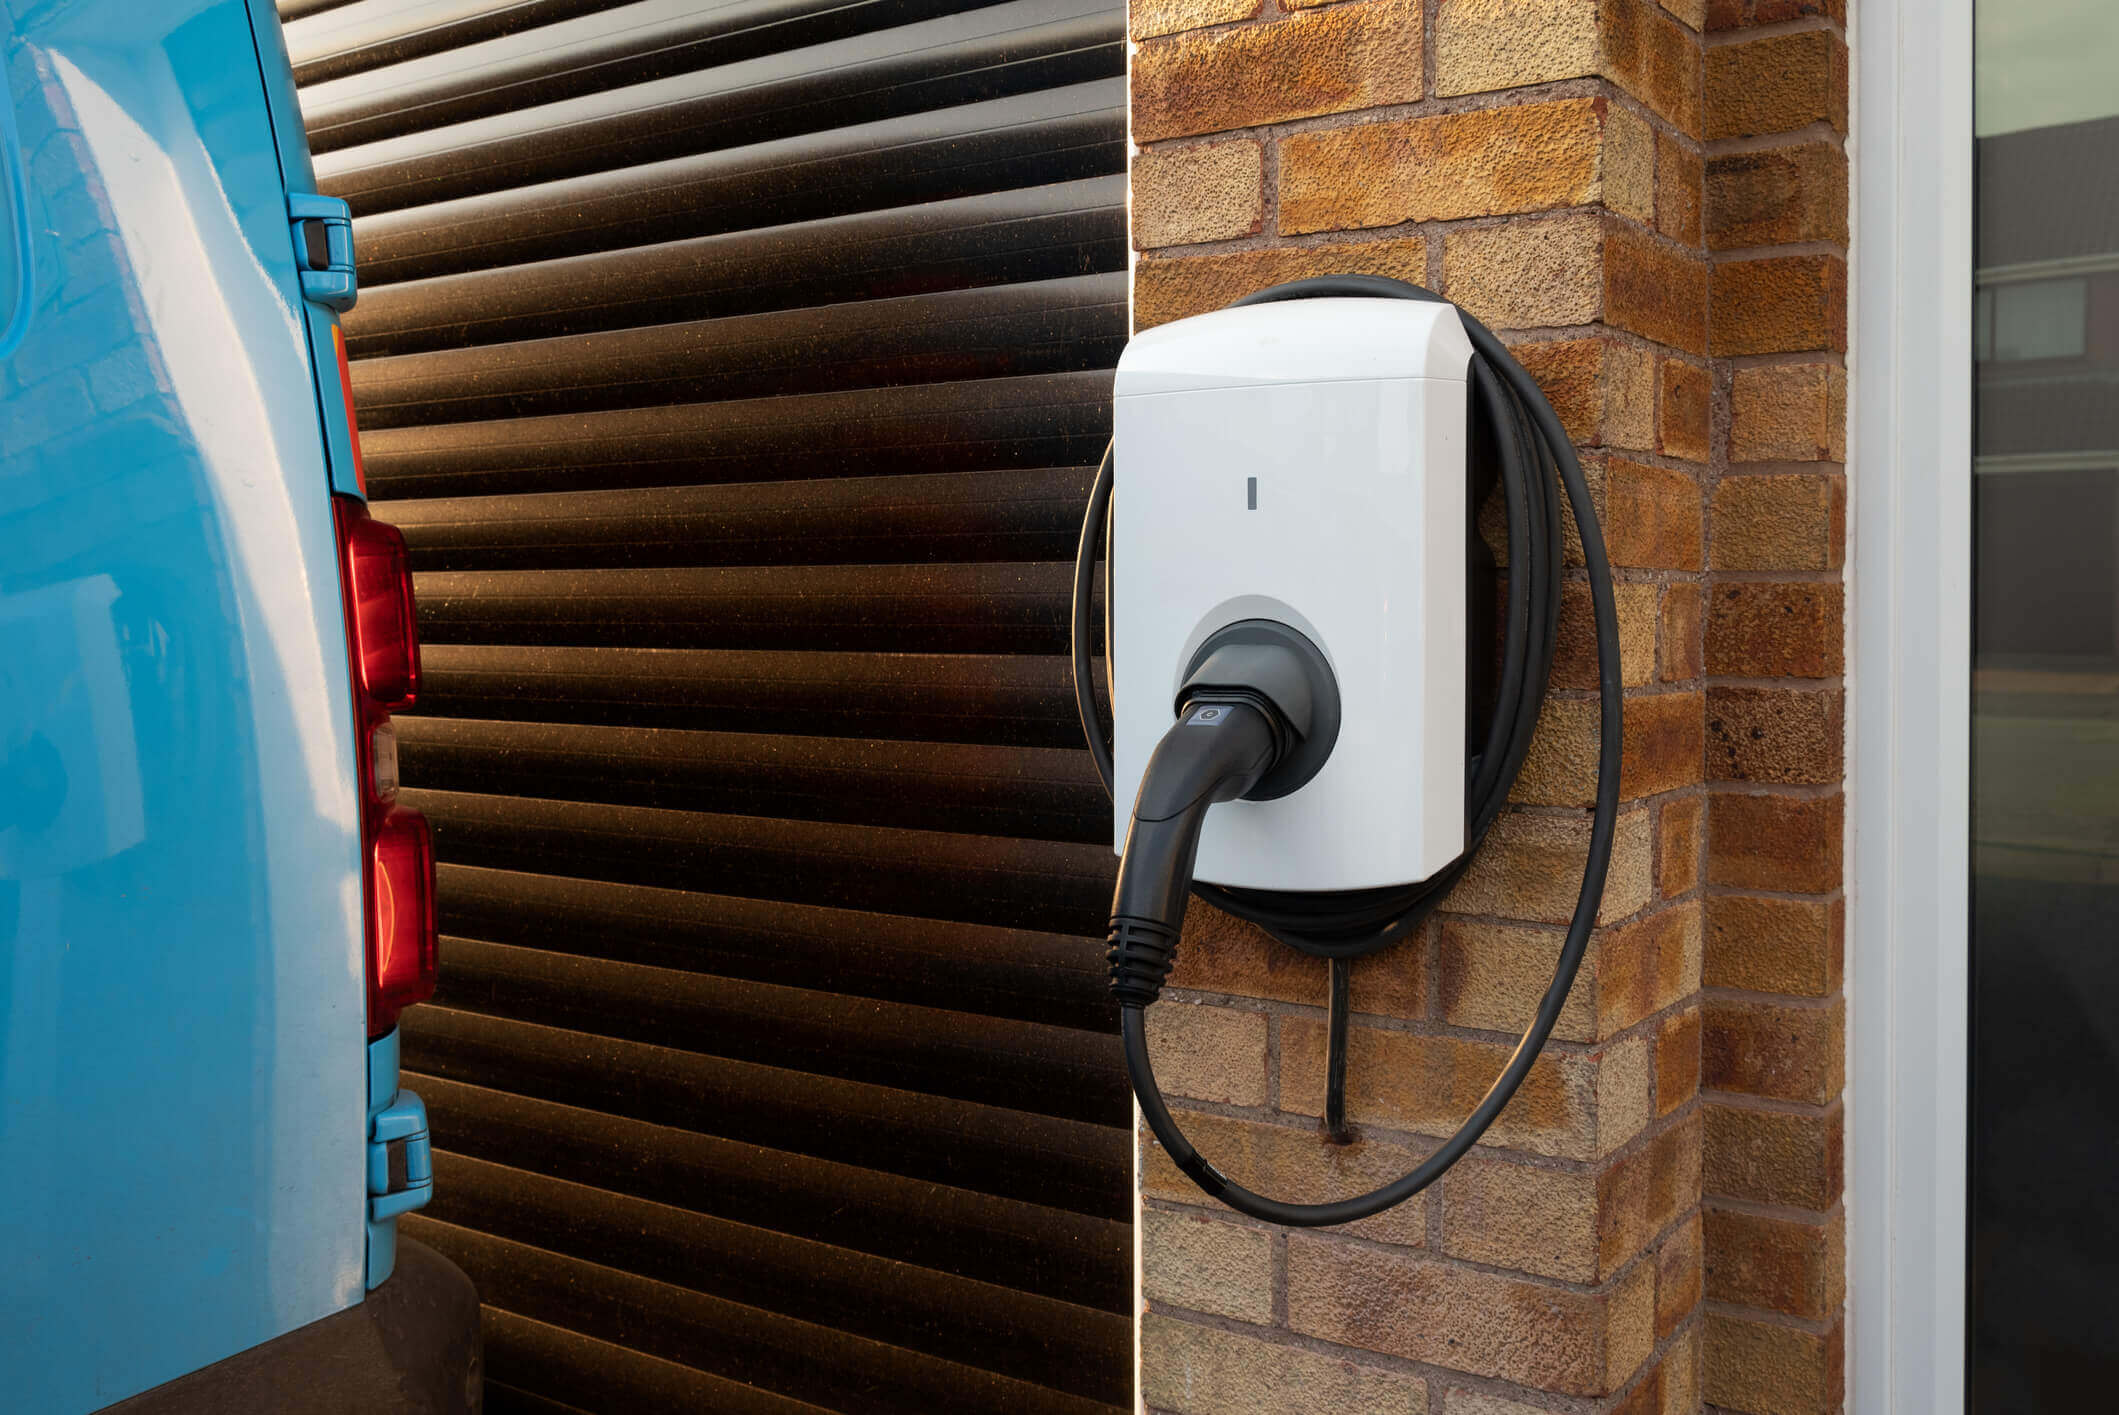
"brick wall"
1697,4,1849,1413
1128,1,1722,1411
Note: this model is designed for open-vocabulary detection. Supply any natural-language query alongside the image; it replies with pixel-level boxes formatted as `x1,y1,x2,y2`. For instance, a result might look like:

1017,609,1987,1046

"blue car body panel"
0,0,375,1408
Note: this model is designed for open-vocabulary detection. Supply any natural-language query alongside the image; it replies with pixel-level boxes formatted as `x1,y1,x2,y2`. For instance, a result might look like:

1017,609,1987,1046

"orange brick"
1659,0,1707,28
1448,805,1656,925
1659,359,1710,462
1142,1207,1274,1321
1702,995,1844,1104
1753,0,1844,19
1281,97,1608,234
1282,1017,1611,1158
1512,336,1656,450
1703,1205,1844,1319
1711,474,1846,571
1706,142,1848,250
1656,1212,1703,1340
1657,793,1702,895
1655,130,1702,246
1703,1100,1842,1208
1703,1310,1844,1415
1599,0,1704,135
1611,1326,1701,1415
1132,138,1266,248
1656,1006,1700,1114
1704,581,1843,678
1134,236,1428,329
1705,892,1843,995
1705,685,1843,784
1711,255,1847,355
1601,1115,1703,1263
1658,583,1702,684
1706,790,1842,893
1438,899,1697,1042
1140,1111,1429,1245
1287,1235,1657,1394
1142,1315,1433,1411
1704,30,1848,141
1133,0,1423,141
1145,1001,1268,1105
1437,0,1700,134
1132,0,1262,41
1730,363,1846,463
1607,459,1703,570
1553,581,1660,689
1444,214,1606,330
1172,903,1430,1016
1704,0,1741,23
1625,688,1705,797
1441,1154,1601,1281
1604,222,1708,354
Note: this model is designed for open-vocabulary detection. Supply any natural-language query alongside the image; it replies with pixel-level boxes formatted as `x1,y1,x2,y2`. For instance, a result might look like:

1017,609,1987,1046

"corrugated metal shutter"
277,2,1130,1409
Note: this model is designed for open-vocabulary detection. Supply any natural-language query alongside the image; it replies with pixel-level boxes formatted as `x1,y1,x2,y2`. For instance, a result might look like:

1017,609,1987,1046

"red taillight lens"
337,502,420,711
335,492,435,1038
369,806,437,1033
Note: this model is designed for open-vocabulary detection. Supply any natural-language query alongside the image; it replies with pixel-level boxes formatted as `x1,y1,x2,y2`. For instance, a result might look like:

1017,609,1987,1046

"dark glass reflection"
1972,5,2119,1407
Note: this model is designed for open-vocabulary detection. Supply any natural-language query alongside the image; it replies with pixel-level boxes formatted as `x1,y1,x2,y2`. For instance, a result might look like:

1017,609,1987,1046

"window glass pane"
1973,2,2119,1409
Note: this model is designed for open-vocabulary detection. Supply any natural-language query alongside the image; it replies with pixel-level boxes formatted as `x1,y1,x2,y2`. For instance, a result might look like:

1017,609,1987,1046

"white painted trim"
1847,0,1973,1409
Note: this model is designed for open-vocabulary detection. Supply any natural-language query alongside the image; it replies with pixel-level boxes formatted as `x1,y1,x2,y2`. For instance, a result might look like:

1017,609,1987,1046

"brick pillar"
1127,2,1713,1411
1697,4,1849,1413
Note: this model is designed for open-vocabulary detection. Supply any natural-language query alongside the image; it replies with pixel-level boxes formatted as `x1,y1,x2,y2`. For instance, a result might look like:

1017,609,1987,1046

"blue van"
0,0,480,1408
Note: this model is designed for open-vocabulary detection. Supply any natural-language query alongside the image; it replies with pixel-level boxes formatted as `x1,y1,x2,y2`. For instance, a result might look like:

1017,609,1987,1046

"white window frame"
1848,0,1973,1409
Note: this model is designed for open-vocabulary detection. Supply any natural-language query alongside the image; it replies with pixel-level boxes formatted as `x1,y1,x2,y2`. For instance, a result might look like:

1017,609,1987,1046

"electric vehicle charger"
1072,275,1623,1226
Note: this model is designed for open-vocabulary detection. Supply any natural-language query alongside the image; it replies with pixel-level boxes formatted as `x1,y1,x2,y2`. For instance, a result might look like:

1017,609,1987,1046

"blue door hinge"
288,193,356,313
368,1088,432,1224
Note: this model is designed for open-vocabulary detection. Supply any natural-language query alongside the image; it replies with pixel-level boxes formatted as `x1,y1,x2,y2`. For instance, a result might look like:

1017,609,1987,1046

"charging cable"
1071,275,1623,1224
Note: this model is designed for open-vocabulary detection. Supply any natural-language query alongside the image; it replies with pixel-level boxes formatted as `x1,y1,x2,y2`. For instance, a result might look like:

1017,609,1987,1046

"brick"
1281,97,1607,234
1704,1205,1844,1319
1441,1155,1600,1280
1712,474,1846,571
1658,583,1702,684
1712,254,1847,356
1704,581,1842,678
1705,685,1843,784
1753,0,1844,19
1287,1235,1657,1394
1702,1311,1844,1415
1282,1018,1607,1157
1135,237,1429,329
1439,899,1697,1042
1447,805,1655,925
1512,336,1657,449
1705,30,1848,141
1658,359,1709,462
1656,1005,1700,1114
1443,1391,1548,1415
1729,363,1847,463
1612,1327,1701,1415
1703,0,1740,22
1553,581,1660,689
1607,103,1656,223
1705,893,1842,995
1703,995,1843,1105
1599,1034,1654,1156
1600,1113,1703,1269
1655,1212,1702,1339
1443,214,1605,330
1141,1111,1430,1245
1141,1313,1430,1414
1131,0,1263,40
1133,139,1265,248
1142,1208,1274,1322
1173,905,1429,1014
1146,1001,1269,1105
1607,459,1703,570
1604,221,1708,353
1435,0,1601,97
1657,793,1701,896
1133,0,1422,141
1703,1100,1842,1208
1658,0,1707,29
1598,0,1703,134
1706,791,1842,893
1655,130,1702,245
1512,688,1700,805
1706,142,1848,250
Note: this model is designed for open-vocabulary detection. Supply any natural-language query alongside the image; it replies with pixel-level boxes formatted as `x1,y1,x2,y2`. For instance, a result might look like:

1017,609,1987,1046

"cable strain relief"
1107,914,1179,1008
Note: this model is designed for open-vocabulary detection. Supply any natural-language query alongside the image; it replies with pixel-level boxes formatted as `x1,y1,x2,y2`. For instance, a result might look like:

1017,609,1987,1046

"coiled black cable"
1071,275,1623,1225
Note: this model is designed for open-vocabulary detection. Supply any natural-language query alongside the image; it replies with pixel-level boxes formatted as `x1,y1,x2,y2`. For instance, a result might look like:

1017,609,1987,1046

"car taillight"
336,494,433,1037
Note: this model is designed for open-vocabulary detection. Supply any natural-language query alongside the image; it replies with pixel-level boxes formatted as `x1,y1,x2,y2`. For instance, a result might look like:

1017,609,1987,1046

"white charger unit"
1110,297,1471,892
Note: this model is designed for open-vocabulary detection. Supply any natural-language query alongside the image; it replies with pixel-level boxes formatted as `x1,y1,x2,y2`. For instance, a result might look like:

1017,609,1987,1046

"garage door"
275,0,1131,1409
